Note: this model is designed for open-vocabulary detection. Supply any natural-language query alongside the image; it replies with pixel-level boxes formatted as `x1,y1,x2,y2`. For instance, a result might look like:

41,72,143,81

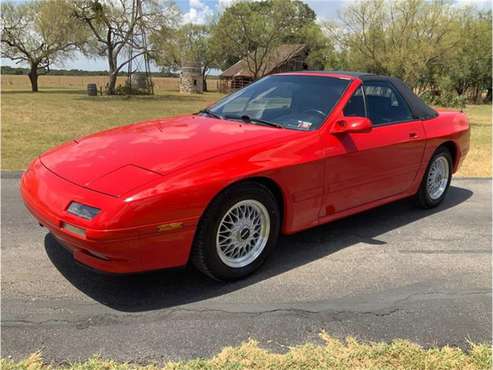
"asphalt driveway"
1,174,491,362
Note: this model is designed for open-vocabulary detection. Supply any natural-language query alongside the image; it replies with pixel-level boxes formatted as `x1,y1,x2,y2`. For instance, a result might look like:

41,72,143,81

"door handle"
409,132,418,139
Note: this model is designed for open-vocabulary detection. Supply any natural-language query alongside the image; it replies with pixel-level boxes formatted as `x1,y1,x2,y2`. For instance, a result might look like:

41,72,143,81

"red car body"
21,72,470,274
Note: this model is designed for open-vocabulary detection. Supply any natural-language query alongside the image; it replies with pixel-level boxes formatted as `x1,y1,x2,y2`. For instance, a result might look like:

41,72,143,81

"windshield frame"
206,74,352,131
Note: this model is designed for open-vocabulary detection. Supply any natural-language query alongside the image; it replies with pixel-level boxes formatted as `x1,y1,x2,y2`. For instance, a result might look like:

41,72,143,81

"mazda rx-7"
21,72,470,280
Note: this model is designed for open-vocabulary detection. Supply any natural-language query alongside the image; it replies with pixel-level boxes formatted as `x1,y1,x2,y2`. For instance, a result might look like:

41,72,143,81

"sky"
1,0,491,72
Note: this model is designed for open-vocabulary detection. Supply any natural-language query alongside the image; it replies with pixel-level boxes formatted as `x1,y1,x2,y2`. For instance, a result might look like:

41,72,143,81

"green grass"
1,89,222,170
1,87,491,176
1,334,491,369
454,104,492,177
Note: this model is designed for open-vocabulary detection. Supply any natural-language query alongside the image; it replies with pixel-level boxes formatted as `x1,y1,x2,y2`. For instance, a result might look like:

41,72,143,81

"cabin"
218,44,309,93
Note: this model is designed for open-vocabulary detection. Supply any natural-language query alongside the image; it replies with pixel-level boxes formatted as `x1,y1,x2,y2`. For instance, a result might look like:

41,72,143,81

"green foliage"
72,0,180,95
151,22,215,91
446,9,492,103
0,0,89,91
3,0,490,104
296,23,335,70
325,0,492,105
211,0,329,78
151,23,212,70
420,91,467,109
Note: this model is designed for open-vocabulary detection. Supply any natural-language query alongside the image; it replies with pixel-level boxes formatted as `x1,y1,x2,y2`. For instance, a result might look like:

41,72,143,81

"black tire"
415,146,453,209
191,182,281,281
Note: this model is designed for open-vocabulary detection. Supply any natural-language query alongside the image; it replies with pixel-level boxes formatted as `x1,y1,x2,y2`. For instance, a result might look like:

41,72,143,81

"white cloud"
190,0,206,9
218,0,237,10
217,0,265,11
182,0,214,24
453,0,491,8
304,0,353,22
182,0,359,24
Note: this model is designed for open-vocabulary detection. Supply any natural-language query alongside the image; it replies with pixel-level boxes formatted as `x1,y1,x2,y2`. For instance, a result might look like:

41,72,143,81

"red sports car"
21,71,470,280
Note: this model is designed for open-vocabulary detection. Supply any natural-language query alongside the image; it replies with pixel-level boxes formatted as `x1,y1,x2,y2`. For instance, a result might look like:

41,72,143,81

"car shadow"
45,185,473,312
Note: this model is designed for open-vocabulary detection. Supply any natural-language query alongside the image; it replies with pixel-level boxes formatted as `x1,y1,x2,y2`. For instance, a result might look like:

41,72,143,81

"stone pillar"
180,63,203,94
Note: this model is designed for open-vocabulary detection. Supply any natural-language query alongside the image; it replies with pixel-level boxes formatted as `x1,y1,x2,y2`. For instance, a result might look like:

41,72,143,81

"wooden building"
218,44,308,93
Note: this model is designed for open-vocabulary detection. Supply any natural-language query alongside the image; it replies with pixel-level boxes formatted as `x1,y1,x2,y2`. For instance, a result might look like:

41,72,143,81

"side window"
343,86,366,117
363,81,413,124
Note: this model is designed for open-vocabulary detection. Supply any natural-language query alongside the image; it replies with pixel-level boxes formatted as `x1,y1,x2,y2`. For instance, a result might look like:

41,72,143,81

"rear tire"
191,182,280,281
415,146,453,209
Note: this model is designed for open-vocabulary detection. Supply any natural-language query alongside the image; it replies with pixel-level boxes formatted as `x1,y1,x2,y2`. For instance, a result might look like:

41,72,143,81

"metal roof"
220,44,307,78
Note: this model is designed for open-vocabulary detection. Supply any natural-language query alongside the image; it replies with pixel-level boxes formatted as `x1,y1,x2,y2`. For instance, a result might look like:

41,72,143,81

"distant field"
1,75,491,176
1,74,219,92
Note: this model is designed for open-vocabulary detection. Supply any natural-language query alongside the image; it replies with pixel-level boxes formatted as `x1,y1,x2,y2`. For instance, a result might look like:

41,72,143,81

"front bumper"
20,160,197,273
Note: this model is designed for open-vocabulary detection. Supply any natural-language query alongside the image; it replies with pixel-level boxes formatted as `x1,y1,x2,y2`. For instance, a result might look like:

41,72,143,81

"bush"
421,91,467,109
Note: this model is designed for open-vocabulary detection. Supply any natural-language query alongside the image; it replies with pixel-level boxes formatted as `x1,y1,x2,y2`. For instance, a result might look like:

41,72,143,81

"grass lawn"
454,104,492,177
1,89,222,170
1,334,491,369
1,87,491,176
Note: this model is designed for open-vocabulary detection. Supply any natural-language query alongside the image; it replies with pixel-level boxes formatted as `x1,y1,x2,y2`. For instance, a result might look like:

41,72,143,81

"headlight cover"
67,202,100,220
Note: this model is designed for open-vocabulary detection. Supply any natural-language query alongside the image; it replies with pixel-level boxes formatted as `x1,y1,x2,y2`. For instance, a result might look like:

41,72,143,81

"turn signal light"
62,223,86,237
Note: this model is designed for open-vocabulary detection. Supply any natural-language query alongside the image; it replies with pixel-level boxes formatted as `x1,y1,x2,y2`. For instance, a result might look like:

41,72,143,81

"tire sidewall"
200,183,280,280
421,148,453,207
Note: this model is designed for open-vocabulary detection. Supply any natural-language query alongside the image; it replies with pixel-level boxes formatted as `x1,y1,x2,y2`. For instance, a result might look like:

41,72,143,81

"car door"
322,80,426,216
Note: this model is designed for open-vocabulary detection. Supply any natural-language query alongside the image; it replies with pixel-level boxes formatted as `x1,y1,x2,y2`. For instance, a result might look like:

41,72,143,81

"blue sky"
1,0,490,71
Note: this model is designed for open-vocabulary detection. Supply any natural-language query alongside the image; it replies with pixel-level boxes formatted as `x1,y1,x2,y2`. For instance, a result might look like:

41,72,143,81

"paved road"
1,175,491,362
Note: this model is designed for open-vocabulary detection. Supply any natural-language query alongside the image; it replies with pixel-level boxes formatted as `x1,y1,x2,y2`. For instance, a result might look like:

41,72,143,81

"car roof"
275,70,377,80
315,70,376,79
273,70,438,120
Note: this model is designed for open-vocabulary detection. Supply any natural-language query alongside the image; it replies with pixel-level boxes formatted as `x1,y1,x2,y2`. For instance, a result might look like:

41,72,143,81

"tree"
327,0,492,104
211,0,321,80
72,0,179,95
446,9,492,103
329,0,459,88
151,23,214,91
1,0,87,92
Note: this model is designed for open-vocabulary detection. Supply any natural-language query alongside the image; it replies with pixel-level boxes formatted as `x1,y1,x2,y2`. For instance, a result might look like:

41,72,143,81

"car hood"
40,115,294,196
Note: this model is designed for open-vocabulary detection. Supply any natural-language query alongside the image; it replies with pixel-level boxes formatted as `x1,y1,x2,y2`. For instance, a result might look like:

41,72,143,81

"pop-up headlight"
67,202,100,220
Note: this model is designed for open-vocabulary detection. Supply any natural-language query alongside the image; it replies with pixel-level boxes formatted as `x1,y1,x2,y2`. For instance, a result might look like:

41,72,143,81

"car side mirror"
330,116,373,134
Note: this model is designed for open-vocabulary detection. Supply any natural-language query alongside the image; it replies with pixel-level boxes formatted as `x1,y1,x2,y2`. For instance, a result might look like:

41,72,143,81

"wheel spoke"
215,199,271,268
426,155,449,200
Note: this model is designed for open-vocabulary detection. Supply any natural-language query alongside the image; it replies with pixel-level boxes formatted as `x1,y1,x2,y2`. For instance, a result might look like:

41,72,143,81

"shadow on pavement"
45,185,473,312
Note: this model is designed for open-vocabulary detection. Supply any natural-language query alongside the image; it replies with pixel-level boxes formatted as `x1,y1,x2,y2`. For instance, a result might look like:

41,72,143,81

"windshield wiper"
197,109,223,120
225,114,283,129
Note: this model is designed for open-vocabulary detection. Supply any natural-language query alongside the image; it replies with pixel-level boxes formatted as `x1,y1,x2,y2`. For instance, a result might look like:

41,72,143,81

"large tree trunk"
28,65,39,92
107,49,117,95
472,86,482,104
107,71,118,95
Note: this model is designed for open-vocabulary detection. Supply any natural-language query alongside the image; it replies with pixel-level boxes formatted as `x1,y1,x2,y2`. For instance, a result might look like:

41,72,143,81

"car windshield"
207,75,351,131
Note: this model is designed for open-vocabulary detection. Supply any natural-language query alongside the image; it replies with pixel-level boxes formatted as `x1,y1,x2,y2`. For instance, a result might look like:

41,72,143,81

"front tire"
415,146,453,209
191,182,280,281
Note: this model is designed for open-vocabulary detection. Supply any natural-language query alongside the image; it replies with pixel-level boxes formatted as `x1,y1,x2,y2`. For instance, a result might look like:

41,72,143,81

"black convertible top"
314,71,439,120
